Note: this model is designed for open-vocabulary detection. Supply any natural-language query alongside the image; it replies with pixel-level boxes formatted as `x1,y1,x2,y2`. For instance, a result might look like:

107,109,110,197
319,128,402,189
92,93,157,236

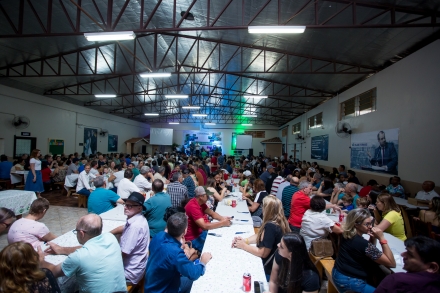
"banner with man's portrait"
350,128,399,175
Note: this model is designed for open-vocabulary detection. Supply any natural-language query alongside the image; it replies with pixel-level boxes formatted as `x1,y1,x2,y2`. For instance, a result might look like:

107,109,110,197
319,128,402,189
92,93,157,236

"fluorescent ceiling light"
242,124,253,126
248,26,306,34
244,95,268,99
205,123,216,125
169,122,180,124
193,114,207,117
140,72,172,78
242,115,257,117
84,31,136,41
182,106,201,109
144,113,159,116
95,94,117,98
166,95,189,99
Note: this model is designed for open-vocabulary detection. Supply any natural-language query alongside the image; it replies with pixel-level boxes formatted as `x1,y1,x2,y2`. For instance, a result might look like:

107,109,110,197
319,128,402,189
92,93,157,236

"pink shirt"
7,218,50,248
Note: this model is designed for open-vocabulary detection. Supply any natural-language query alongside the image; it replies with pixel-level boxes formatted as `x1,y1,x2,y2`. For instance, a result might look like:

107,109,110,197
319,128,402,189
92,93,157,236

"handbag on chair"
309,238,334,259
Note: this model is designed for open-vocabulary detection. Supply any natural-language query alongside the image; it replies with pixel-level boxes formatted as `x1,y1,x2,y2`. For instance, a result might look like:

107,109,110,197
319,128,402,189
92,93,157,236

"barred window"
308,112,323,129
341,88,376,120
292,122,301,134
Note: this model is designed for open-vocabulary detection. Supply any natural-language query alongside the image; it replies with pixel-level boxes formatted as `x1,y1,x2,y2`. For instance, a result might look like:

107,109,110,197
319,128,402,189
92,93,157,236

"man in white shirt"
89,161,100,176
415,181,439,201
134,166,154,192
276,174,292,201
76,164,97,196
117,169,141,199
153,166,170,184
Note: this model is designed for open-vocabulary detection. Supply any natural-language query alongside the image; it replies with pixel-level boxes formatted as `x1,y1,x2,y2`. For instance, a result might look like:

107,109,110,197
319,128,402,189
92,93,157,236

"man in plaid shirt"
167,172,188,207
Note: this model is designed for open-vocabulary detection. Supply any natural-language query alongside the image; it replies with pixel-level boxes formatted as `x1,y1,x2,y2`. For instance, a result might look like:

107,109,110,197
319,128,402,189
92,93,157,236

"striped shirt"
282,185,300,218
167,182,188,207
270,176,285,195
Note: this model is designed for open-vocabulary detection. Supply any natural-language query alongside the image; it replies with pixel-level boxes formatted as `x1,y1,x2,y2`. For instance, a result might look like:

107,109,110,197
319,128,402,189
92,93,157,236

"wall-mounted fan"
99,129,108,136
335,121,352,138
12,116,30,129
295,134,305,141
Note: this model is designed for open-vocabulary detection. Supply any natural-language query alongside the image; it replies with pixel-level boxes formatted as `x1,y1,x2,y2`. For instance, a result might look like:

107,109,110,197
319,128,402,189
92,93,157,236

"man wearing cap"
182,169,196,198
241,170,252,187
185,186,232,251
134,166,154,192
111,192,150,285
144,179,172,237
88,177,124,214
259,165,274,185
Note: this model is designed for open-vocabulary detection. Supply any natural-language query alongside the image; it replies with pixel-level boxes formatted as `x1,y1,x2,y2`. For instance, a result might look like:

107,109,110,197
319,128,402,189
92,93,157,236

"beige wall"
265,143,282,158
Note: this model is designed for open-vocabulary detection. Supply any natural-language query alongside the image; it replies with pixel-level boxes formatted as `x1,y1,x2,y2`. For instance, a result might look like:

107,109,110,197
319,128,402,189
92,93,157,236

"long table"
394,197,429,210
0,190,37,215
191,196,268,293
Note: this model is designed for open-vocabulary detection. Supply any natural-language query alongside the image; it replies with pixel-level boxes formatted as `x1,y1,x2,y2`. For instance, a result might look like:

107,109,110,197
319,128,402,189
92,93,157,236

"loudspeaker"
249,149,253,156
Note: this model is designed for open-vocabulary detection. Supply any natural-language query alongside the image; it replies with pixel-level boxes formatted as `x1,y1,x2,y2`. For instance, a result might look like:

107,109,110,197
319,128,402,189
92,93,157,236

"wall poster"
108,134,118,152
350,128,399,175
84,128,97,156
311,135,329,161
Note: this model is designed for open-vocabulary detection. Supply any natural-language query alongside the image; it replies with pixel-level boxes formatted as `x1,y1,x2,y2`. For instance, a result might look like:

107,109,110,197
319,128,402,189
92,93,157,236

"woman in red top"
40,161,52,192
288,181,339,233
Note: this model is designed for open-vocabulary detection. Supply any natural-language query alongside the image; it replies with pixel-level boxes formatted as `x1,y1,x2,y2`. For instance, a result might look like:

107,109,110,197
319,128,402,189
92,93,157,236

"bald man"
282,176,300,218
38,214,127,292
333,182,360,208
416,181,439,201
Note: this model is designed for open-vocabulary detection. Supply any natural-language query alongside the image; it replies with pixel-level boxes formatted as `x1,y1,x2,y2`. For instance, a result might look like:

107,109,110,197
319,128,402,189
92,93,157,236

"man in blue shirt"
88,177,123,214
181,169,195,198
144,179,172,237
145,212,212,293
0,155,12,180
259,165,274,184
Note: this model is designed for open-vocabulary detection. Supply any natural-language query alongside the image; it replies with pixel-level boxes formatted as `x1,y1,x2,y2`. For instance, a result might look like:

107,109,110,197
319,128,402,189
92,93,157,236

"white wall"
150,122,280,156
0,85,150,156
280,40,440,184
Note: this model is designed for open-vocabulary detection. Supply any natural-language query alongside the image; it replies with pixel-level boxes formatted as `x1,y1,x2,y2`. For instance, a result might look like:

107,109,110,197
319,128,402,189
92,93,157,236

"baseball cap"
123,192,146,210
267,165,274,169
195,186,214,197
182,169,190,174
243,170,252,177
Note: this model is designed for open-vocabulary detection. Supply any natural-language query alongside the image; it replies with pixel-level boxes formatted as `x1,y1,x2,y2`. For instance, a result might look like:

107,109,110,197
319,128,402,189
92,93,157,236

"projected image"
182,131,223,156
150,128,174,145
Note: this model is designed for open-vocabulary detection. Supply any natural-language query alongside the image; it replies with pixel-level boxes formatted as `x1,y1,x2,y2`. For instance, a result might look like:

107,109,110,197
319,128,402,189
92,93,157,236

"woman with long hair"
268,233,320,293
419,197,440,233
205,177,228,203
162,160,171,179
0,208,15,234
242,178,267,217
332,209,396,293
373,193,407,241
232,196,291,281
0,242,61,293
25,149,44,197
314,177,335,201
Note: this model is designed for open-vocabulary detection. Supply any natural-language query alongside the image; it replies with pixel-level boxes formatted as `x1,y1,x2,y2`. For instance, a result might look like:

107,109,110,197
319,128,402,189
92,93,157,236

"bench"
66,187,76,197
73,193,88,208
320,259,339,293
15,184,25,190
309,252,333,281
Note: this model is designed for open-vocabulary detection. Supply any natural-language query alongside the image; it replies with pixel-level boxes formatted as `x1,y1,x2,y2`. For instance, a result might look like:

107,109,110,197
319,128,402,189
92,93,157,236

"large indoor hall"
0,1,440,293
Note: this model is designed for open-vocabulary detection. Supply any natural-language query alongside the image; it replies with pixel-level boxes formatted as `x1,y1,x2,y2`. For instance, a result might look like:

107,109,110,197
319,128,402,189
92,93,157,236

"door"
14,136,37,158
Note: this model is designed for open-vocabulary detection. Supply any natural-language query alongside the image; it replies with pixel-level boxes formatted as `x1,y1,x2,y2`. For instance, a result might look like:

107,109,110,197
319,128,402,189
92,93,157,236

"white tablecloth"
190,224,268,293
10,170,29,184
0,190,37,215
393,197,429,210
215,193,253,225
99,204,127,221
45,220,125,293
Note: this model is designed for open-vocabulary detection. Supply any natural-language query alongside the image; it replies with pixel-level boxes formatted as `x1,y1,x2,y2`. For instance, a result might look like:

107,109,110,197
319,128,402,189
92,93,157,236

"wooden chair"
15,184,25,190
411,217,433,238
398,205,413,238
66,187,76,197
73,193,88,208
0,179,11,189
127,275,145,293
320,259,339,293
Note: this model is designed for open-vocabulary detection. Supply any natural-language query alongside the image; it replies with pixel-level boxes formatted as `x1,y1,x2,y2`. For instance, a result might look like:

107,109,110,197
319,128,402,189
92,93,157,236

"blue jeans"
76,188,91,196
191,230,208,252
332,268,375,293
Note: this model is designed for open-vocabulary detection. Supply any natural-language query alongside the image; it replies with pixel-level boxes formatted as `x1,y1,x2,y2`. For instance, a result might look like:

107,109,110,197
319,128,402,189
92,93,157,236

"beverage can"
243,273,251,292
339,213,345,222
232,200,237,207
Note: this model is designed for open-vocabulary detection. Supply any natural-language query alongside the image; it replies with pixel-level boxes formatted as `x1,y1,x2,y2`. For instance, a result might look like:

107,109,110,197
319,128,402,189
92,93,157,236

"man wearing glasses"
38,214,127,293
111,192,150,285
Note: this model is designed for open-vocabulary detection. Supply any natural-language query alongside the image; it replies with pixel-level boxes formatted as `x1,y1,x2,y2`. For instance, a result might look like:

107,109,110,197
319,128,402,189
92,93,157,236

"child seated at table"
341,195,354,211
356,197,370,210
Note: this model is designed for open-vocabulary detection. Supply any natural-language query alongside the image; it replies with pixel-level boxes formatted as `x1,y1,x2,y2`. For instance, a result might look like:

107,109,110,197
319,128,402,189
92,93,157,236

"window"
244,131,265,138
281,128,288,137
292,122,301,134
308,112,323,129
340,88,376,120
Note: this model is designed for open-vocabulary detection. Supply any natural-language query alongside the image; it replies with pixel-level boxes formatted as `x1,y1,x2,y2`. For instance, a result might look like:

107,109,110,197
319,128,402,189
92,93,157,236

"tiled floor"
0,206,88,251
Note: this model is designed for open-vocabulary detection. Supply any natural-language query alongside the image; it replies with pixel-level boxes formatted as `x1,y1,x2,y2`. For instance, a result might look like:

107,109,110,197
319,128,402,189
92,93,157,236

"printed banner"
311,135,329,161
182,131,223,156
350,128,399,175
84,128,97,156
108,134,118,152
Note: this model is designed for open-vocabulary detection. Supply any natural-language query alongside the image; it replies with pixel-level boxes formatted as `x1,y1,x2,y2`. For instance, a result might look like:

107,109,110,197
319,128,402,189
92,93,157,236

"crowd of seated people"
1,150,440,292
